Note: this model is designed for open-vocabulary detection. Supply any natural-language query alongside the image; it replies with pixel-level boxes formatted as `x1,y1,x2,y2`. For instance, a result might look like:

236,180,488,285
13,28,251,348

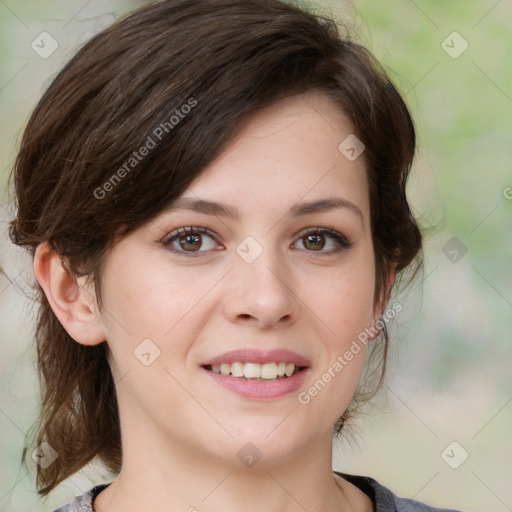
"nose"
222,245,298,329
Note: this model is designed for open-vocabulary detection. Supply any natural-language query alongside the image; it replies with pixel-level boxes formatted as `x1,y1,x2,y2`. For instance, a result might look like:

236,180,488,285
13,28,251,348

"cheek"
311,256,376,345
298,266,373,421
102,258,199,331
99,259,219,371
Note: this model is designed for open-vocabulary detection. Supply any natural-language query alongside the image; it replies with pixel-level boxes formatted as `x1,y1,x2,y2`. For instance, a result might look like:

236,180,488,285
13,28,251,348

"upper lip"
200,349,311,367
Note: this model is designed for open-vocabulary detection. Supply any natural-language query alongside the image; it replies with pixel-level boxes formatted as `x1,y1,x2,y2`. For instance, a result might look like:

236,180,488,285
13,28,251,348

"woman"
9,0,462,510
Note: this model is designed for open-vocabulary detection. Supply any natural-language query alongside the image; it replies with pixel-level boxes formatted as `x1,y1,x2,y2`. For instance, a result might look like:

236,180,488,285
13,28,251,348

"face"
95,91,381,467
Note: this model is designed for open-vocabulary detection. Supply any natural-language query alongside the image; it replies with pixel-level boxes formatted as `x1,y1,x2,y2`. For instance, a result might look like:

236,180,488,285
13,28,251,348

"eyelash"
160,226,353,258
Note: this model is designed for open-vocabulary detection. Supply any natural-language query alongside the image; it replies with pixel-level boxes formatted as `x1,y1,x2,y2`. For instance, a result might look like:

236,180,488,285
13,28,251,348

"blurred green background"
1,1,510,511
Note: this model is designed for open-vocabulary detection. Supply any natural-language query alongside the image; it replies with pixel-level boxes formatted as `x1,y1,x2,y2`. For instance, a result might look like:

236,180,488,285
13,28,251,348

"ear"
369,261,397,339
33,242,106,346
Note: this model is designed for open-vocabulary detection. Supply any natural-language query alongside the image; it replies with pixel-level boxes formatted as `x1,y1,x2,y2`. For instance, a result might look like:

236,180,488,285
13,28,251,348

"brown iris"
303,233,325,251
179,234,202,251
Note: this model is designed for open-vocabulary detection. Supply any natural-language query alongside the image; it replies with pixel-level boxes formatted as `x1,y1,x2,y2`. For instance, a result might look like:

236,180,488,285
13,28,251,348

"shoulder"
51,484,110,512
335,471,464,512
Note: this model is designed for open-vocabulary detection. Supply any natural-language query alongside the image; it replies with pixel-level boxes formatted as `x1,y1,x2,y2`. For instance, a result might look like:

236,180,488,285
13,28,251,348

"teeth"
243,362,261,378
285,363,295,377
261,362,277,379
209,362,299,380
231,362,244,377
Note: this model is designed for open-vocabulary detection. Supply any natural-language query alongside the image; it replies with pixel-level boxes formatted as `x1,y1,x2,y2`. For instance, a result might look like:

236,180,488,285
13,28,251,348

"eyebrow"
165,197,364,223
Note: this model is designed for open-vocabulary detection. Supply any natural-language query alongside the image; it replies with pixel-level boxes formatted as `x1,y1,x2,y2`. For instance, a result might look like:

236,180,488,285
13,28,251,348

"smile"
200,349,311,399
204,362,303,380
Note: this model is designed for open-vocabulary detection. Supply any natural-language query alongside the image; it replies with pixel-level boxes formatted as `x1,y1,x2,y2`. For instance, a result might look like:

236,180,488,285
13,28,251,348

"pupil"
305,234,324,250
180,234,201,251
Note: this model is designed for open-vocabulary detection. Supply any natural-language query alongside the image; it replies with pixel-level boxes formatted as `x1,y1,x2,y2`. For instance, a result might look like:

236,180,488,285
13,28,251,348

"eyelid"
294,226,351,244
161,226,218,243
159,226,223,256
292,226,353,253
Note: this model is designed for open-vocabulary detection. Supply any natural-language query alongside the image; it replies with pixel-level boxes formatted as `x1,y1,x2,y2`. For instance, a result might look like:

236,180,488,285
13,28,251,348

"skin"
35,91,393,511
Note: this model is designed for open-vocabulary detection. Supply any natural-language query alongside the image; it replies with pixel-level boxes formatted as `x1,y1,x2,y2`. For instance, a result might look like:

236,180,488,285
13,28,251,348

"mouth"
199,349,311,399
202,361,307,381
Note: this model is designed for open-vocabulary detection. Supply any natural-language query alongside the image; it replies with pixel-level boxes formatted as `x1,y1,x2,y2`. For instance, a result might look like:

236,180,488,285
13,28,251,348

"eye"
160,226,352,257
293,227,352,254
161,227,222,256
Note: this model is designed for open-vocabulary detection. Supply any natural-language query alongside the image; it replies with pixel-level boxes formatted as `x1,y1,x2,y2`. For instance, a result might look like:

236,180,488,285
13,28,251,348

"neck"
94,426,360,512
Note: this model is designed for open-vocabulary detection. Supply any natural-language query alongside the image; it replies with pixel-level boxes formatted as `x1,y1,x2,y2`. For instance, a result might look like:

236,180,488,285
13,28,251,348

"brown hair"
9,0,422,496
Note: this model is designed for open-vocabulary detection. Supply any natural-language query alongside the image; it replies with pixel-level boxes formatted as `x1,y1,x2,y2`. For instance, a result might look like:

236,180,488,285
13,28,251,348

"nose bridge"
237,236,290,299
227,235,295,326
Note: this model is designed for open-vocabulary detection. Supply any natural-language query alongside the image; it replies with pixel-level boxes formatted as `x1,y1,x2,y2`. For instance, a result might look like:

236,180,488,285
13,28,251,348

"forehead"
176,91,370,220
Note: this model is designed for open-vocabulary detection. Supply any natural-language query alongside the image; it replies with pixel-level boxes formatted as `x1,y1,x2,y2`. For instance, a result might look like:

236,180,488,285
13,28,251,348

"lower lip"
202,367,309,399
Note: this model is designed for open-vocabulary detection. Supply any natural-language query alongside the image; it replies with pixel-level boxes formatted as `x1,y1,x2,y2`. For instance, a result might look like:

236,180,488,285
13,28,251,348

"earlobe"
33,242,106,346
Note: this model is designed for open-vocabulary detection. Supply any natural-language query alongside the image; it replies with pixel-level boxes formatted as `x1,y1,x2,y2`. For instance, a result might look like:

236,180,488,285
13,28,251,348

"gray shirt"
52,472,463,512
